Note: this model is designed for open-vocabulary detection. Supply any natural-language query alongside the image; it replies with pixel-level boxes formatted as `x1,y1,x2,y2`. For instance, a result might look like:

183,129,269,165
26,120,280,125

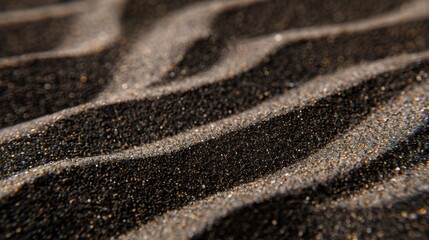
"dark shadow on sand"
194,126,429,239
0,1,428,239
120,0,207,42
0,16,74,58
0,62,427,239
0,0,207,129
0,46,119,128
155,0,409,85
1,18,428,178
0,0,72,11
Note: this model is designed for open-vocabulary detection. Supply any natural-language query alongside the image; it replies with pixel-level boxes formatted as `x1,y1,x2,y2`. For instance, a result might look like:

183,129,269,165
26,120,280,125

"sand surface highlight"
0,0,429,239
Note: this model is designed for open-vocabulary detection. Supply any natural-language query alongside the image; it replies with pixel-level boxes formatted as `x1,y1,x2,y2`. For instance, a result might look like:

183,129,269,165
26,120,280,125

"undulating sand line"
0,0,428,239
2,15,429,178
1,58,428,239
1,51,428,191
122,81,429,239
1,0,426,133
0,0,123,129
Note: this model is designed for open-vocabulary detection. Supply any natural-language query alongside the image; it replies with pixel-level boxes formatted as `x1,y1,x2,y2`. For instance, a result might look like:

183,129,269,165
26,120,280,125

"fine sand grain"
0,0,428,239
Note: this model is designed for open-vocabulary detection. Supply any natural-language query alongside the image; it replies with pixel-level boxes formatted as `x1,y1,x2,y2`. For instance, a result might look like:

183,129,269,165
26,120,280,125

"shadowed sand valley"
0,0,429,239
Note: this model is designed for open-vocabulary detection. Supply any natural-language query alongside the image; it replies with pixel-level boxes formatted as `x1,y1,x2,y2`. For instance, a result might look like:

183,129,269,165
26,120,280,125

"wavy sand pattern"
0,0,428,239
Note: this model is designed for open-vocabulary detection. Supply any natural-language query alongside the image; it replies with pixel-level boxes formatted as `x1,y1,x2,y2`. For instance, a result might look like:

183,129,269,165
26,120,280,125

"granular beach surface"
0,0,429,239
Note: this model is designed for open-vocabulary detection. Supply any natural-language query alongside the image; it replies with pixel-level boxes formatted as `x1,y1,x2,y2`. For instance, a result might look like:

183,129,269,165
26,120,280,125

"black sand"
0,0,428,239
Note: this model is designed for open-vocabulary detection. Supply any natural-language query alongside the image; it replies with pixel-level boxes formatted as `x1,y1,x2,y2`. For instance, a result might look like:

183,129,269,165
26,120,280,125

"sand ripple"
0,0,428,239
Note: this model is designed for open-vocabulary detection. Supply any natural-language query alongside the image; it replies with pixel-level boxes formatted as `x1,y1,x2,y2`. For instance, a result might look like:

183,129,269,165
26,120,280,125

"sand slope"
0,0,428,239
